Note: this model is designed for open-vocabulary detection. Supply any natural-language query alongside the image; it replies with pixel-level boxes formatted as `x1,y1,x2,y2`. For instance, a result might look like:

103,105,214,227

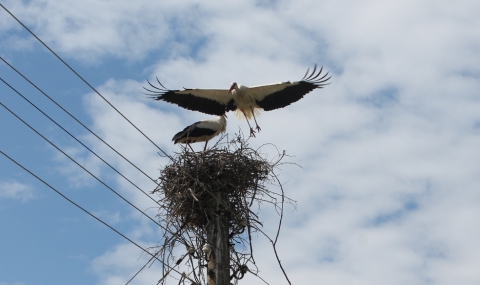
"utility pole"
205,189,230,285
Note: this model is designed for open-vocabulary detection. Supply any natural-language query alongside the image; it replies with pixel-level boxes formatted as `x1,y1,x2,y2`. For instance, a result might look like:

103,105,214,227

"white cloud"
91,242,165,285
0,181,35,202
1,0,211,63
91,210,122,226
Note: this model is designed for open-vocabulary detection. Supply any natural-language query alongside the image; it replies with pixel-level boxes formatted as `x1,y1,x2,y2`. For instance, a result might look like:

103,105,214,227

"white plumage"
146,65,330,137
172,115,227,151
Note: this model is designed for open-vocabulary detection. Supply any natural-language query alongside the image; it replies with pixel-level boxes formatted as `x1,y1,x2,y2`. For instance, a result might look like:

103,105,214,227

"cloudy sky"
1,0,480,284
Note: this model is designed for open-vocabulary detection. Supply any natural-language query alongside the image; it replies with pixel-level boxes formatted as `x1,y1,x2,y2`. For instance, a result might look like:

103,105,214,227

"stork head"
228,82,237,94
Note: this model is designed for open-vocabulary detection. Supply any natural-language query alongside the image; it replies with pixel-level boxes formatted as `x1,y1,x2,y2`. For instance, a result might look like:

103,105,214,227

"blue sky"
1,0,480,284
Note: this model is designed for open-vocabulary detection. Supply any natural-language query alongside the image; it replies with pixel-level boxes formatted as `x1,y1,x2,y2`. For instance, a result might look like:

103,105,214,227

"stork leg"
251,107,261,132
241,109,256,138
187,143,195,152
203,141,209,152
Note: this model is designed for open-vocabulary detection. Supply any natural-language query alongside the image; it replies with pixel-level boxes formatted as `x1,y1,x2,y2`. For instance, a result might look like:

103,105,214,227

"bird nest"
153,135,272,229
150,134,294,285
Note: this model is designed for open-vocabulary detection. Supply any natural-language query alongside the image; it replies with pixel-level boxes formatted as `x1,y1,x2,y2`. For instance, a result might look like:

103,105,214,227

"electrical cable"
0,56,158,184
0,76,161,207
0,5,197,281
0,101,166,231
0,3,173,161
0,149,190,282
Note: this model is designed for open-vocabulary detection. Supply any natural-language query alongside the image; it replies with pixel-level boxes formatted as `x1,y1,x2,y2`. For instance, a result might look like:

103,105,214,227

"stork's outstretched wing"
144,79,236,116
250,65,331,111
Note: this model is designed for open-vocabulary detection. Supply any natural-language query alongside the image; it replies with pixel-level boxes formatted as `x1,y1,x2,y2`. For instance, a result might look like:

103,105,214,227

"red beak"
228,86,234,94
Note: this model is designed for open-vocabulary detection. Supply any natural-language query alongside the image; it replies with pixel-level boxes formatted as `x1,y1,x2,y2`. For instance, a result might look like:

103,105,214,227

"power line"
0,5,190,281
1,77,162,207
0,101,165,231
0,3,173,161
0,149,190,282
0,56,158,184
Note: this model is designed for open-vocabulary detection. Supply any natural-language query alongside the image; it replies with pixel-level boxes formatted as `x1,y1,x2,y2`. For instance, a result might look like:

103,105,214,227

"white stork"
172,115,227,151
145,65,330,137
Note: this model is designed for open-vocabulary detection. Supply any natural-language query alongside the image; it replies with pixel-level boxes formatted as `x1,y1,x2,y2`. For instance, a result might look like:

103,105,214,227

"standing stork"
145,65,330,137
172,115,227,152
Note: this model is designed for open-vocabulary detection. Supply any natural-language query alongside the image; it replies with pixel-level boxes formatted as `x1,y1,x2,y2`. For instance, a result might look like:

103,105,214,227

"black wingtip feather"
255,65,331,111
155,77,169,90
308,66,323,81
143,78,175,100
309,65,318,80
302,65,331,86
302,66,311,81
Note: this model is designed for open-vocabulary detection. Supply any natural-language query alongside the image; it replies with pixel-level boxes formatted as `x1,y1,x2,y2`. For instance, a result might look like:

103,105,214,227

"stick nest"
153,135,272,229
149,134,294,285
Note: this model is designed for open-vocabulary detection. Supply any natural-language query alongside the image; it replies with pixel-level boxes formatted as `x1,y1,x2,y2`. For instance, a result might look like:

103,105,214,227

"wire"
0,149,189,282
0,101,166,231
0,5,191,281
0,77,161,207
0,56,158,184
0,3,173,161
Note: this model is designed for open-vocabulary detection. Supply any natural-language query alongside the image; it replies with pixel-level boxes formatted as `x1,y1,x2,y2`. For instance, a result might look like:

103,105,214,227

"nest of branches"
149,134,294,285
154,135,272,229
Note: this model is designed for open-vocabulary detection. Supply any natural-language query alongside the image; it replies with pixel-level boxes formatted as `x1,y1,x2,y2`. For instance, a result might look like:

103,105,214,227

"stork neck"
219,115,227,130
232,84,246,97
219,115,227,125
